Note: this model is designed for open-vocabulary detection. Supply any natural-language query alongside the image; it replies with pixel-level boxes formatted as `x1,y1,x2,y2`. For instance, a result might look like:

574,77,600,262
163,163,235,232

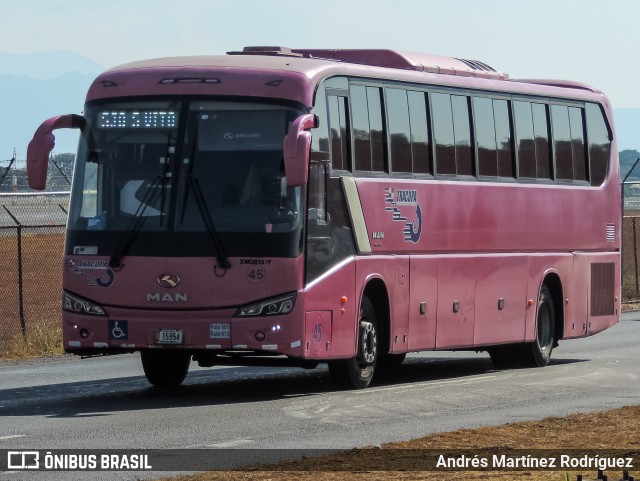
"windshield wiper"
109,176,162,269
187,174,231,269
180,128,230,269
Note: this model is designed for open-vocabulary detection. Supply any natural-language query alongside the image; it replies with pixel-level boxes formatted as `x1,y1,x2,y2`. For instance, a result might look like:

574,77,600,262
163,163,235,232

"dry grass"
0,231,64,359
0,318,64,359
157,406,640,481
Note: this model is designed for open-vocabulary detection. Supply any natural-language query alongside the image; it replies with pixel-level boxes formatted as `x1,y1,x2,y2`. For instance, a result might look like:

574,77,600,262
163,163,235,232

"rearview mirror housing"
27,114,85,190
283,114,317,187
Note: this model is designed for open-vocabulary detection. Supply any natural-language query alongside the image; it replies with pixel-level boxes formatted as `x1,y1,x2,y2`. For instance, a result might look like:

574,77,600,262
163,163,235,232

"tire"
329,296,378,389
489,285,555,369
141,350,191,387
518,285,555,367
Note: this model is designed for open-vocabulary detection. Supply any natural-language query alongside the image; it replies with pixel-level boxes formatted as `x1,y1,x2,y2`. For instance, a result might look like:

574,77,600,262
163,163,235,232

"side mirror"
283,114,317,187
27,114,85,190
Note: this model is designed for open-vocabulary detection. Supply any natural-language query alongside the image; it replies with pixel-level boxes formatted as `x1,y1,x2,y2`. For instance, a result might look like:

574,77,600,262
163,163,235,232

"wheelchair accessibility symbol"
109,320,128,340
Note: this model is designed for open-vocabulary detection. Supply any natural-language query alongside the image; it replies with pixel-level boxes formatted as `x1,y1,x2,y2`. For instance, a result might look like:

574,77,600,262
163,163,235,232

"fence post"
2,205,26,339
635,218,640,298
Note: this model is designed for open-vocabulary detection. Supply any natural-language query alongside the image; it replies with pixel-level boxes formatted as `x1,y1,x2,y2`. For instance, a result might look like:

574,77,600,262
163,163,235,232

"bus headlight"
63,290,107,316
234,293,296,317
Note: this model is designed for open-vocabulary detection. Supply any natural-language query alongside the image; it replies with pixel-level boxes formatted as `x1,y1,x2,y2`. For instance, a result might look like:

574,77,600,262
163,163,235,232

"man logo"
158,273,181,288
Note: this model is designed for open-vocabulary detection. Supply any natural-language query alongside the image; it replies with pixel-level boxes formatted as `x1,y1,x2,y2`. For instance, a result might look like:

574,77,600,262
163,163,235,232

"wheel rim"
358,321,377,365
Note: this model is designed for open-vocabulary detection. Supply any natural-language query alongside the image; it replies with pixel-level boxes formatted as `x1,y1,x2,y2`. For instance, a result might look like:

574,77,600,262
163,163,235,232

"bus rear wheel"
519,285,555,367
329,296,378,389
141,350,191,387
489,285,556,369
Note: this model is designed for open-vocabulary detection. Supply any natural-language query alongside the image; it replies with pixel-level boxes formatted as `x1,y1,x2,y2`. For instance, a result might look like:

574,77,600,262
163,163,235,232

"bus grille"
590,262,615,317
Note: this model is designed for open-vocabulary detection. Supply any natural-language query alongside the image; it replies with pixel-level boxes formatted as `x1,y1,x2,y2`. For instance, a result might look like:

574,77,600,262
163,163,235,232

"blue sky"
2,0,639,107
1,0,639,157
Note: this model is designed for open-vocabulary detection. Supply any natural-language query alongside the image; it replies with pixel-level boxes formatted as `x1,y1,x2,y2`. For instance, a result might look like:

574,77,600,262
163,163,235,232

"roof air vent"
227,46,303,58
456,58,499,73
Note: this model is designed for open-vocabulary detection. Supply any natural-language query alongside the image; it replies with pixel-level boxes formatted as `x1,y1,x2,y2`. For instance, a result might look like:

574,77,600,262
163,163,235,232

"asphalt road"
1,312,639,480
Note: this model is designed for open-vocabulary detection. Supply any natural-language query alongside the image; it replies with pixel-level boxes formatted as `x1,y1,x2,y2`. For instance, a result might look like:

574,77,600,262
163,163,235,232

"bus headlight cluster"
234,293,296,317
63,290,107,316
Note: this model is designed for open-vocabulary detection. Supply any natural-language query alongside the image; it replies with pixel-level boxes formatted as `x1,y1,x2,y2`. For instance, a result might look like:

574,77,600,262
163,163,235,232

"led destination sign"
98,111,177,129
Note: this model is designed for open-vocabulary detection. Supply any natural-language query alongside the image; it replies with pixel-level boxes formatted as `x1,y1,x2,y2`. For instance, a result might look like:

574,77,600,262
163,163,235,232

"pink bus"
27,47,620,389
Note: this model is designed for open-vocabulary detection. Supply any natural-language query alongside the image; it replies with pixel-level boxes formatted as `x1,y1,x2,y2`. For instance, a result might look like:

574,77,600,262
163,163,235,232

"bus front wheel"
141,350,191,387
329,296,378,389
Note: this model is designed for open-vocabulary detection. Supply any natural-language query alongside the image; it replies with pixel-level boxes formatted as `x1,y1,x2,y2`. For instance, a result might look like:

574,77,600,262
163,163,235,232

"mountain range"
1,51,639,162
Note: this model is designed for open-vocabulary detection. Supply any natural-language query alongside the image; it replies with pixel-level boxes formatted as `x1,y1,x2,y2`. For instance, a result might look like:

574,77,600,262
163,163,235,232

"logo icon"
7,451,40,470
158,273,181,288
109,320,128,340
384,188,423,243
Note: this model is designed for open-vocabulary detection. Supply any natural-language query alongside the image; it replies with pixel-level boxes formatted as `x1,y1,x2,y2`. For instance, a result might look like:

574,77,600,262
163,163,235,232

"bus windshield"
67,99,306,258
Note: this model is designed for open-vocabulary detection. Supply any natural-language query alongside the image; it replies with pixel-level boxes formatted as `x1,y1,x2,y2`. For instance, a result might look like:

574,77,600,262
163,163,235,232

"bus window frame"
316,75,612,189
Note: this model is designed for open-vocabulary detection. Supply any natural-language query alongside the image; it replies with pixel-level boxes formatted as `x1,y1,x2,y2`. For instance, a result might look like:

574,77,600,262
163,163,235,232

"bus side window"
474,96,499,177
586,103,611,186
551,105,573,181
532,103,552,180
451,95,474,177
569,107,588,182
514,101,536,179
311,84,330,161
408,90,432,175
432,93,474,177
327,95,350,172
432,93,456,175
387,88,412,174
367,87,386,173
494,99,515,178
350,85,371,171
308,160,328,224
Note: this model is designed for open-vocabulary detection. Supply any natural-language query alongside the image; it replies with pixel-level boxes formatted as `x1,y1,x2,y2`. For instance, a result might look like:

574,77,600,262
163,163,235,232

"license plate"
156,329,183,345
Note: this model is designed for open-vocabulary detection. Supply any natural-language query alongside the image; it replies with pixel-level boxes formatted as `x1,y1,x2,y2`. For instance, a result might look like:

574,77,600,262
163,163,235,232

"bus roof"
87,47,606,107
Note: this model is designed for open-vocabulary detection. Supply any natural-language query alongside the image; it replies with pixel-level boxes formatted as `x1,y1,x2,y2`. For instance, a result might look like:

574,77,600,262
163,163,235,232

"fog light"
79,329,90,339
255,331,265,341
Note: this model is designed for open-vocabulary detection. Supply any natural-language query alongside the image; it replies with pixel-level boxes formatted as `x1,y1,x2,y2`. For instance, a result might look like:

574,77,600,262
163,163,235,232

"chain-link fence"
1,189,640,352
623,215,640,301
0,193,68,350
